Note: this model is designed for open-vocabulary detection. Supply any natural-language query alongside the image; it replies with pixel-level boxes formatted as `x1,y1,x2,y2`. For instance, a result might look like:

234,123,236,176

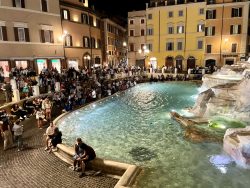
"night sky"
90,0,149,18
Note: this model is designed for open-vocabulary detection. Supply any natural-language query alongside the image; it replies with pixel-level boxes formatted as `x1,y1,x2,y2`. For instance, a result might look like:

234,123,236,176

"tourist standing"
0,121,13,151
12,120,24,151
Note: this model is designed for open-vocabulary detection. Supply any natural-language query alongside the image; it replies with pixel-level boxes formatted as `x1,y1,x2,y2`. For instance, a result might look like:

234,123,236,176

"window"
81,13,88,24
197,39,203,49
129,43,134,51
141,29,145,36
166,42,174,51
129,20,134,25
83,37,90,48
177,42,183,51
65,35,72,46
230,25,241,34
14,27,29,42
147,28,153,35
0,26,7,41
168,11,173,18
129,30,134,36
206,10,216,19
141,19,145,24
199,8,204,15
91,37,96,48
97,39,101,48
232,8,242,17
206,44,212,53
205,26,215,36
177,26,184,34
148,14,152,20
13,0,25,8
232,43,237,53
147,43,153,51
168,26,174,34
62,9,70,20
41,30,54,43
89,16,93,26
197,23,205,32
79,0,85,3
179,10,183,17
41,0,48,12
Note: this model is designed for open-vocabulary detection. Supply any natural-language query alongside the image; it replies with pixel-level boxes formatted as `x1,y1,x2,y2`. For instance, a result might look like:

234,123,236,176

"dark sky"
90,0,149,18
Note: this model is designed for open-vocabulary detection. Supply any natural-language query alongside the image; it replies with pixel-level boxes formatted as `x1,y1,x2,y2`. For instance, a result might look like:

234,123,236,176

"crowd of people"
0,64,207,178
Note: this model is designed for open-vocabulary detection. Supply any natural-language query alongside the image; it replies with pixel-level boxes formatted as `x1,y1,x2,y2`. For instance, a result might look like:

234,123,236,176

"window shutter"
2,26,8,41
14,27,19,41
213,10,216,19
40,30,45,43
12,0,16,7
68,10,71,21
205,27,208,36
230,25,233,35
70,35,73,46
50,31,54,43
239,8,242,17
206,11,208,19
231,9,234,17
24,28,30,42
212,27,215,35
238,25,241,34
21,0,25,8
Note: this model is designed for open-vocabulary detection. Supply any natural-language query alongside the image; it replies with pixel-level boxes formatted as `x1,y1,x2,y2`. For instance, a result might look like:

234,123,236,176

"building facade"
102,18,127,67
128,10,147,67
60,0,103,69
0,0,64,76
129,0,250,70
205,0,250,67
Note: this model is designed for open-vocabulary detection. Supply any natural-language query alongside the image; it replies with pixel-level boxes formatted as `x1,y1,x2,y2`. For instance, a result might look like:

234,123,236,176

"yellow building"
146,1,206,71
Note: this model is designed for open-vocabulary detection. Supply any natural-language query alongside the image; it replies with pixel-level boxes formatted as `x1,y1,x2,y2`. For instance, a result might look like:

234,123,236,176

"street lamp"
123,41,128,66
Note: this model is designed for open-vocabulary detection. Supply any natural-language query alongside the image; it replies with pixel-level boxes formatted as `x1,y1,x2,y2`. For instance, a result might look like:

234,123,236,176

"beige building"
0,0,64,76
102,18,127,67
60,0,103,69
205,0,250,67
128,10,147,67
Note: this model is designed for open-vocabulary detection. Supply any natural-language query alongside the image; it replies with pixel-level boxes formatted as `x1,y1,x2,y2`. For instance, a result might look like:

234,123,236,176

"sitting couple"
73,138,96,178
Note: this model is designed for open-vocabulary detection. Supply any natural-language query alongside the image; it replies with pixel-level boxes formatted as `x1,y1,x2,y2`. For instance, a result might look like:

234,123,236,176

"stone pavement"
0,116,118,188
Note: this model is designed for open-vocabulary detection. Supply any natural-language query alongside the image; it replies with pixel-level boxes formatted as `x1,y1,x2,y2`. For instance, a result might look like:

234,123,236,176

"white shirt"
12,124,23,136
46,126,55,136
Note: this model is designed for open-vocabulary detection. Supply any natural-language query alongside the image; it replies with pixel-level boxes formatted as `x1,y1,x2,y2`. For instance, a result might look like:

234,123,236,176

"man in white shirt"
12,120,24,151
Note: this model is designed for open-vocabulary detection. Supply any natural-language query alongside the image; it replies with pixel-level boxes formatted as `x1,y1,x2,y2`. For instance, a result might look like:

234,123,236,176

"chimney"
146,3,148,9
165,1,168,6
155,2,158,7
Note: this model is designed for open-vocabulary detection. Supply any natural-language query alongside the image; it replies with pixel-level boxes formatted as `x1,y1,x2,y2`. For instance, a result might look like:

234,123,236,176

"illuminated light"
92,104,96,108
224,38,229,42
123,42,127,47
64,30,68,35
76,41,80,47
138,49,142,54
93,20,97,27
73,15,79,22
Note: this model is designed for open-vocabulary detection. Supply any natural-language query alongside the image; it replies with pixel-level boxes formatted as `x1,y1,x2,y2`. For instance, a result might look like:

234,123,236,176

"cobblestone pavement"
0,117,118,188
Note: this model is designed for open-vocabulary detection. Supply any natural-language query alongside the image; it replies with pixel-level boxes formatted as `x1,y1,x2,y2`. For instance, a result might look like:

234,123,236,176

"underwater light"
92,104,96,108
208,121,227,129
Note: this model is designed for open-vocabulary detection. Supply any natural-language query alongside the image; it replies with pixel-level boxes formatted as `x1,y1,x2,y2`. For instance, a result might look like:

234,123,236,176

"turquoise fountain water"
57,82,250,188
